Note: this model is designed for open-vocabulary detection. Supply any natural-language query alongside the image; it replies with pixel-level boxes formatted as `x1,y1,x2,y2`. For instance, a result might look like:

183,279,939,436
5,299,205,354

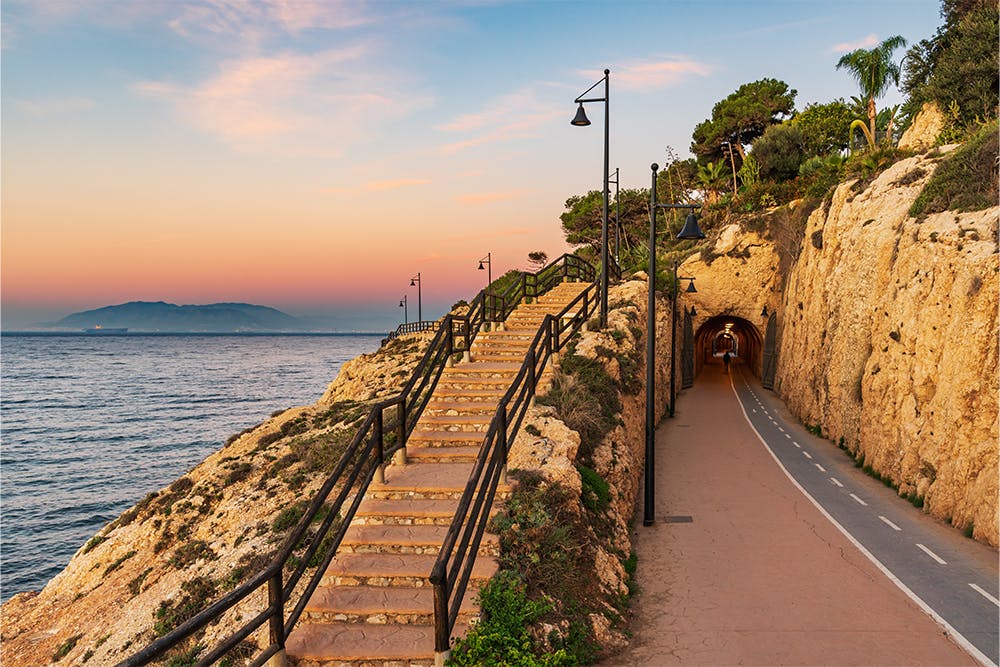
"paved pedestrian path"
608,359,978,666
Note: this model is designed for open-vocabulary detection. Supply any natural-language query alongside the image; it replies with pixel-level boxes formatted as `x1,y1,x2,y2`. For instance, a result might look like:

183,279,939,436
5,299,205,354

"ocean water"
0,333,380,600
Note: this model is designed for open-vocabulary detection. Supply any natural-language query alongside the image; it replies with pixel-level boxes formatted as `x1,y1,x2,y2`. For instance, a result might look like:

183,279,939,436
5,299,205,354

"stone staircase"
285,281,589,666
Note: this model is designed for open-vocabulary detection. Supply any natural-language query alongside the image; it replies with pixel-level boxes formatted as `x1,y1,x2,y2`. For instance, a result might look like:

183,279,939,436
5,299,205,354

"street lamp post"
608,167,620,264
399,295,408,325
410,273,422,323
571,68,610,328
670,264,697,418
644,162,705,527
478,253,492,323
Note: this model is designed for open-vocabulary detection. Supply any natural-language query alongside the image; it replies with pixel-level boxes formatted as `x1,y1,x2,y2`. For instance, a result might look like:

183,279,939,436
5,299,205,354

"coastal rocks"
321,331,433,403
775,150,999,545
510,405,583,497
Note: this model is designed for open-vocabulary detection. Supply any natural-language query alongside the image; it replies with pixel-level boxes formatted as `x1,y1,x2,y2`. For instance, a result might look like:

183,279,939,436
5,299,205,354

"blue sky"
1,0,943,330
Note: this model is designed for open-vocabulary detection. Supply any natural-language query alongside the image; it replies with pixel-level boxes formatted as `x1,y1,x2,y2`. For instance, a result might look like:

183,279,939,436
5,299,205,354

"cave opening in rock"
692,314,765,378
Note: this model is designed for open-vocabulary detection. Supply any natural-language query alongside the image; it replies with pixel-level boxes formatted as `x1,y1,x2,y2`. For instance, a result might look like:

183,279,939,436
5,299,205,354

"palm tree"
836,35,907,146
696,161,729,204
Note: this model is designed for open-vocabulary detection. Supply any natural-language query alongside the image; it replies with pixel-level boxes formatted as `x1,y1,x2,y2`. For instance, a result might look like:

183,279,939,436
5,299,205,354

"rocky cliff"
775,149,999,545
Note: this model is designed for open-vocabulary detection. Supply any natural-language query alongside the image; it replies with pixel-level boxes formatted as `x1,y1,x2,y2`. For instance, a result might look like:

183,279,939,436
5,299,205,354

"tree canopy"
835,35,907,141
691,78,797,162
790,100,854,155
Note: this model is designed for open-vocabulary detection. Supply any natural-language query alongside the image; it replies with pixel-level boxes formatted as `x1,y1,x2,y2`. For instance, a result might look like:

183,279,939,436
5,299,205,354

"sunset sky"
2,0,942,331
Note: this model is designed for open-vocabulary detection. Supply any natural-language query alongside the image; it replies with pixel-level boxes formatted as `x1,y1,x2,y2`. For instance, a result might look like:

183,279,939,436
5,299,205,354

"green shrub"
910,120,999,216
448,571,570,666
538,353,621,463
153,577,217,637
52,634,82,662
577,465,611,514
272,501,309,533
168,540,217,568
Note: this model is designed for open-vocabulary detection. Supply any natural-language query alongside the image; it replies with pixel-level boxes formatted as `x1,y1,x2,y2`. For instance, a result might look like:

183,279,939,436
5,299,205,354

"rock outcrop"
775,150,999,545
899,102,947,151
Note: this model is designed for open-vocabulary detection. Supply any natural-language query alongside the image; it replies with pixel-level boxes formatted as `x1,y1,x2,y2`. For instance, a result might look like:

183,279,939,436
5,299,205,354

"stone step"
435,377,513,390
406,445,480,464
339,524,498,556
407,431,485,447
416,414,492,429
321,552,497,588
428,388,507,401
286,621,469,664
423,400,497,415
352,498,459,526
301,585,480,625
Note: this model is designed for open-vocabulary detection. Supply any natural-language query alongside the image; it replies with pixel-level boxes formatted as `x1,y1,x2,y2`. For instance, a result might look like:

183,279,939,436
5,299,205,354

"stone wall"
775,150,999,545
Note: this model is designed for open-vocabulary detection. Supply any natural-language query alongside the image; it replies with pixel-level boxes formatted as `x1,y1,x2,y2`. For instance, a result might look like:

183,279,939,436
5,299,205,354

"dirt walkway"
606,360,975,666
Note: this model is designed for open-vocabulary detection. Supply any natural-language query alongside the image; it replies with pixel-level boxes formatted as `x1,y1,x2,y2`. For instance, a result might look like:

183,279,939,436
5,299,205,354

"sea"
0,332,381,601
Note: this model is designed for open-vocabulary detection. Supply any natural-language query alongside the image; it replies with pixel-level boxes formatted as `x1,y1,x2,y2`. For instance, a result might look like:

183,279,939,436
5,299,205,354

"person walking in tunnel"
723,350,731,373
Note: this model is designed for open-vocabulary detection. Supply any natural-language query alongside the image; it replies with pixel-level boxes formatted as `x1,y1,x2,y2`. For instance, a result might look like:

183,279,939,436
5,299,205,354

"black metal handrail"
381,320,439,346
429,279,599,656
123,254,594,666
483,253,596,323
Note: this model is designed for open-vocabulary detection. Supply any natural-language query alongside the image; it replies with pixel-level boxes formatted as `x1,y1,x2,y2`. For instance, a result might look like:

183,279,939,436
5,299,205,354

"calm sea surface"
0,333,380,600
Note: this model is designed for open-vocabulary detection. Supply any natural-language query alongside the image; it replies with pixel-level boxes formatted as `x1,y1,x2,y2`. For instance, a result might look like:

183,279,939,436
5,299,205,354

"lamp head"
761,305,769,318
686,279,697,293
571,103,591,126
478,261,485,270
677,212,705,240
399,299,404,307
689,306,697,316
410,279,416,286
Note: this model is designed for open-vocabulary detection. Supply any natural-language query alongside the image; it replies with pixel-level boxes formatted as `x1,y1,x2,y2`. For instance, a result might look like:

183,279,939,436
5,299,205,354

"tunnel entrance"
693,315,765,378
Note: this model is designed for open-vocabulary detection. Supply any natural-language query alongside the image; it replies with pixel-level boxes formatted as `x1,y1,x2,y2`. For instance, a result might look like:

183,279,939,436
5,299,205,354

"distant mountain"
56,301,306,332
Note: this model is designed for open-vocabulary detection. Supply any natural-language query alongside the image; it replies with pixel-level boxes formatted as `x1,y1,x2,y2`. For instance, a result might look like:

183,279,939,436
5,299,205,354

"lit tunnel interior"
693,315,764,378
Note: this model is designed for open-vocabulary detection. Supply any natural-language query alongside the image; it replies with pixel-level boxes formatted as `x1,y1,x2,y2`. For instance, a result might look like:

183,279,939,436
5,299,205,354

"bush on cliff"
910,119,999,216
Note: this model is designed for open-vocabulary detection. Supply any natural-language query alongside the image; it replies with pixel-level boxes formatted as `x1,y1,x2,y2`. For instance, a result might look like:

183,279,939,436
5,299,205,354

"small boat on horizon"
82,326,128,334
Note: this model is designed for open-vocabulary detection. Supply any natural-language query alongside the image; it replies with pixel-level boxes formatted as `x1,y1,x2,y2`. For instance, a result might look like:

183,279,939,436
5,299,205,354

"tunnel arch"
693,315,765,378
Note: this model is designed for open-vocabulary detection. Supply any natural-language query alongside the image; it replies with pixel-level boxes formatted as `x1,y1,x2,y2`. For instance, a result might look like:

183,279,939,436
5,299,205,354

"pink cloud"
437,87,564,154
580,57,713,92
364,178,431,191
831,33,879,53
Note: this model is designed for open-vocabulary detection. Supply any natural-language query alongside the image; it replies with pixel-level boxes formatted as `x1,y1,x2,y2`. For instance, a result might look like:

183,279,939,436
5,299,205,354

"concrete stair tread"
374,462,475,489
325,552,497,580
417,414,492,425
342,524,499,548
430,388,506,398
408,430,485,444
423,400,497,411
407,445,481,461
442,361,521,371
286,622,469,661
356,498,459,519
304,584,479,616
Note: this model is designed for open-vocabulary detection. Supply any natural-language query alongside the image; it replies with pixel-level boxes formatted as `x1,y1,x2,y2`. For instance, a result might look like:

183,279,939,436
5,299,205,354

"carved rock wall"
776,151,999,545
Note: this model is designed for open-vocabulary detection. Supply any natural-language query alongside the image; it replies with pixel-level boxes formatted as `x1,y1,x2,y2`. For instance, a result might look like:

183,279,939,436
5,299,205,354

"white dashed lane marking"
849,493,868,506
792,441,801,448
969,583,1000,607
802,451,813,459
916,543,947,565
830,477,844,488
879,515,902,531
784,433,791,439
814,463,826,472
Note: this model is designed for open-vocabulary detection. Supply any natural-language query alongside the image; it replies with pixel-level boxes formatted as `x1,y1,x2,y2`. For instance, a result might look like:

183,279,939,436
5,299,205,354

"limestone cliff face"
775,150,999,545
0,334,432,667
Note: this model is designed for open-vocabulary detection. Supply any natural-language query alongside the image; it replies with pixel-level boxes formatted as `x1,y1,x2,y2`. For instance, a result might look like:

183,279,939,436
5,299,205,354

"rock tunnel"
692,315,765,378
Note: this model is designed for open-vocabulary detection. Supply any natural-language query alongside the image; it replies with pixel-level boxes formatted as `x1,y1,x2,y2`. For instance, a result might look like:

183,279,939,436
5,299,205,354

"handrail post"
527,346,537,408
374,408,385,483
498,407,509,484
549,316,559,364
267,572,287,667
432,566,451,664
445,314,455,367
395,399,407,465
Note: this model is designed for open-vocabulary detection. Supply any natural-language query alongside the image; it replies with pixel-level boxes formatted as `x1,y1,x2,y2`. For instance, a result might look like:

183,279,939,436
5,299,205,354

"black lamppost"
644,162,705,527
399,295,408,325
670,264,697,418
410,273,422,323
478,253,492,287
571,68,610,327
608,167,620,264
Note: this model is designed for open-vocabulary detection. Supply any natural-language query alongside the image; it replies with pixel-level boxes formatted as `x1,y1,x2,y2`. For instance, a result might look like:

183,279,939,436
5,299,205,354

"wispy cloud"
437,87,563,154
831,33,878,53
167,0,374,40
580,57,713,92
364,178,431,192
447,226,536,241
454,189,528,205
135,45,430,155
15,96,95,115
